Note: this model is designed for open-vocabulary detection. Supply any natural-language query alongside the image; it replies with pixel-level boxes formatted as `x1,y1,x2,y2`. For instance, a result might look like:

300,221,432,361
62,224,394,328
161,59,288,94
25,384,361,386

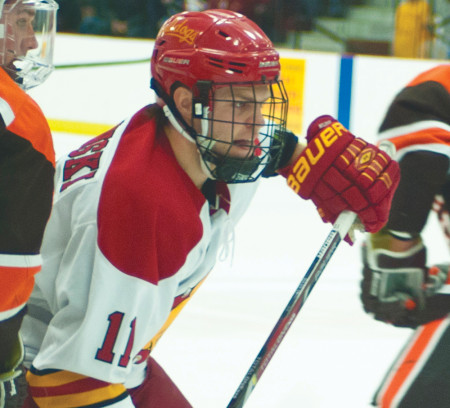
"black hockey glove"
361,229,450,328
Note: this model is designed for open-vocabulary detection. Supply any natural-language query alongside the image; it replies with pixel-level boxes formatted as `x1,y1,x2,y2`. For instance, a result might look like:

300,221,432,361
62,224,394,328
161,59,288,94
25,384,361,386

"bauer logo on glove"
282,115,400,234
354,148,376,170
286,119,351,195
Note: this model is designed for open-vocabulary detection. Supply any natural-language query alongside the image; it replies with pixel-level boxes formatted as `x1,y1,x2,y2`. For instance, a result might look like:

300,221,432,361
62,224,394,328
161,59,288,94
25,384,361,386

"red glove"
282,115,400,233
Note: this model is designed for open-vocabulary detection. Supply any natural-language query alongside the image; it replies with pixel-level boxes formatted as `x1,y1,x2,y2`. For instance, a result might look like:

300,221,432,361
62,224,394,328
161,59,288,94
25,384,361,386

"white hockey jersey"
21,105,259,407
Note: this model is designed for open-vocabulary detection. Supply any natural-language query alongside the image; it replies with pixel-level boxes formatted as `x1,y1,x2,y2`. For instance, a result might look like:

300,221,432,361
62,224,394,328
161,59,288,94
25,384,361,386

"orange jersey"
0,67,55,320
378,64,450,161
373,65,450,408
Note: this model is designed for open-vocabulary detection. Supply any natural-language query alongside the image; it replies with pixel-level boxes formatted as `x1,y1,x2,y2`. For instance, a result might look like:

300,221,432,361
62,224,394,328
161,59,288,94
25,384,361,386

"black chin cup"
201,147,262,182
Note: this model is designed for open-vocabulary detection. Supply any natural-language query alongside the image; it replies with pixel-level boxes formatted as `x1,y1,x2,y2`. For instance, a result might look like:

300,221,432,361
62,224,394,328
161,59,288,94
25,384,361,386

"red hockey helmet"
151,9,281,96
150,10,289,183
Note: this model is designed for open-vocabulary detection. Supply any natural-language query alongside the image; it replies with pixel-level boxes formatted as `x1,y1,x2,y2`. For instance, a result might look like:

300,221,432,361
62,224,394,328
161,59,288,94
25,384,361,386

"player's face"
3,6,38,66
209,84,270,159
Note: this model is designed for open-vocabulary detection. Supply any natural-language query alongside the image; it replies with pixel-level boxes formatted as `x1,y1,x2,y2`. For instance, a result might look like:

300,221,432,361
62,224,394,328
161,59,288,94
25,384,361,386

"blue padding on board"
338,55,354,129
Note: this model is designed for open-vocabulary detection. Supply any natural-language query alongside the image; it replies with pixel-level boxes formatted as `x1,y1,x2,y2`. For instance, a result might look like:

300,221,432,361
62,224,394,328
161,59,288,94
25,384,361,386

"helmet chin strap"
162,104,196,144
162,102,217,180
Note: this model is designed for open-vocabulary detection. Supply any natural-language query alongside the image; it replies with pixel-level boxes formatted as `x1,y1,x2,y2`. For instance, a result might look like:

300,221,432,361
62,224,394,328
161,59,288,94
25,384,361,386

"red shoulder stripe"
98,112,206,284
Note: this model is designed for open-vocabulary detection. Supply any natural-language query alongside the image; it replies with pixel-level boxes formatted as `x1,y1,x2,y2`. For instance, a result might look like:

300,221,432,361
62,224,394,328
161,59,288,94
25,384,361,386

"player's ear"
172,86,193,123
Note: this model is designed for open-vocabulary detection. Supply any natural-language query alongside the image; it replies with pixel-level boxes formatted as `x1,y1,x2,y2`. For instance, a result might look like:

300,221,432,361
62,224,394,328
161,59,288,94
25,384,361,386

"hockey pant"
129,357,192,408
20,357,192,408
372,315,450,407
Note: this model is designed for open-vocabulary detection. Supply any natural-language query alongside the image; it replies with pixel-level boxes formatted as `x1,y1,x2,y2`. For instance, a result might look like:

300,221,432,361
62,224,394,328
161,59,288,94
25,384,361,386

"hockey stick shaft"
227,210,357,408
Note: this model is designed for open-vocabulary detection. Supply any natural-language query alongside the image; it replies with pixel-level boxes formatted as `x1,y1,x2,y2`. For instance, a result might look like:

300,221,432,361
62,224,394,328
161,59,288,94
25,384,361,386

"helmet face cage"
0,0,58,90
192,79,289,183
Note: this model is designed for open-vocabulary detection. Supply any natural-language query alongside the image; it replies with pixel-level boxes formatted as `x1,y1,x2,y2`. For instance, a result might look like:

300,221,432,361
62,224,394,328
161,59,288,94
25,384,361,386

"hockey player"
0,0,58,406
19,9,399,408
361,64,450,408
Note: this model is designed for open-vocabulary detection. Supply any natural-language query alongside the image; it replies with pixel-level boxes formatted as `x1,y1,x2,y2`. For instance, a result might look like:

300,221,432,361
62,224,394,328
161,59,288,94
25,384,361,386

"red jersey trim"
27,367,128,408
97,109,206,284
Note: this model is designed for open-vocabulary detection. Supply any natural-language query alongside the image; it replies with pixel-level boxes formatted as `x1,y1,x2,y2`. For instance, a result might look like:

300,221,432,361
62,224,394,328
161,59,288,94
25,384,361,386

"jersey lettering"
96,311,135,368
60,172,96,192
63,152,102,181
60,129,114,192
119,318,136,368
96,311,124,364
69,137,110,157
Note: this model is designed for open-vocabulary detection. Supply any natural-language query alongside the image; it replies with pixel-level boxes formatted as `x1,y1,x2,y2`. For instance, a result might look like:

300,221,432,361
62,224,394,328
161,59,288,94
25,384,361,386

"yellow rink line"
48,119,113,137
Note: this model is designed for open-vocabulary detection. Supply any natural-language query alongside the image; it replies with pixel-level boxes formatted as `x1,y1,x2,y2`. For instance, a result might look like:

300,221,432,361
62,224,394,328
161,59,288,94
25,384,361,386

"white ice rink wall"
30,34,448,146
27,34,449,408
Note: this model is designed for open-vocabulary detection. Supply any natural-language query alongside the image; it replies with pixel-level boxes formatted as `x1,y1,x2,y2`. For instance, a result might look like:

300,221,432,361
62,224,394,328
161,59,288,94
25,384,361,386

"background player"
0,0,58,406
19,9,399,408
361,64,450,408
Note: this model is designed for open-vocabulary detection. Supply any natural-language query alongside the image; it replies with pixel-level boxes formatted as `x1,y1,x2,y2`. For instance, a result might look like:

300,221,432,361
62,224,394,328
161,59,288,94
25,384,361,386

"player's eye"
234,100,252,109
16,18,28,28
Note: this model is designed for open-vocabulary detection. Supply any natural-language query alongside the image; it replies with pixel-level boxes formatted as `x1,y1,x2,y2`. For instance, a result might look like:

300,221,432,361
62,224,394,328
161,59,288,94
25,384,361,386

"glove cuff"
366,229,426,271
